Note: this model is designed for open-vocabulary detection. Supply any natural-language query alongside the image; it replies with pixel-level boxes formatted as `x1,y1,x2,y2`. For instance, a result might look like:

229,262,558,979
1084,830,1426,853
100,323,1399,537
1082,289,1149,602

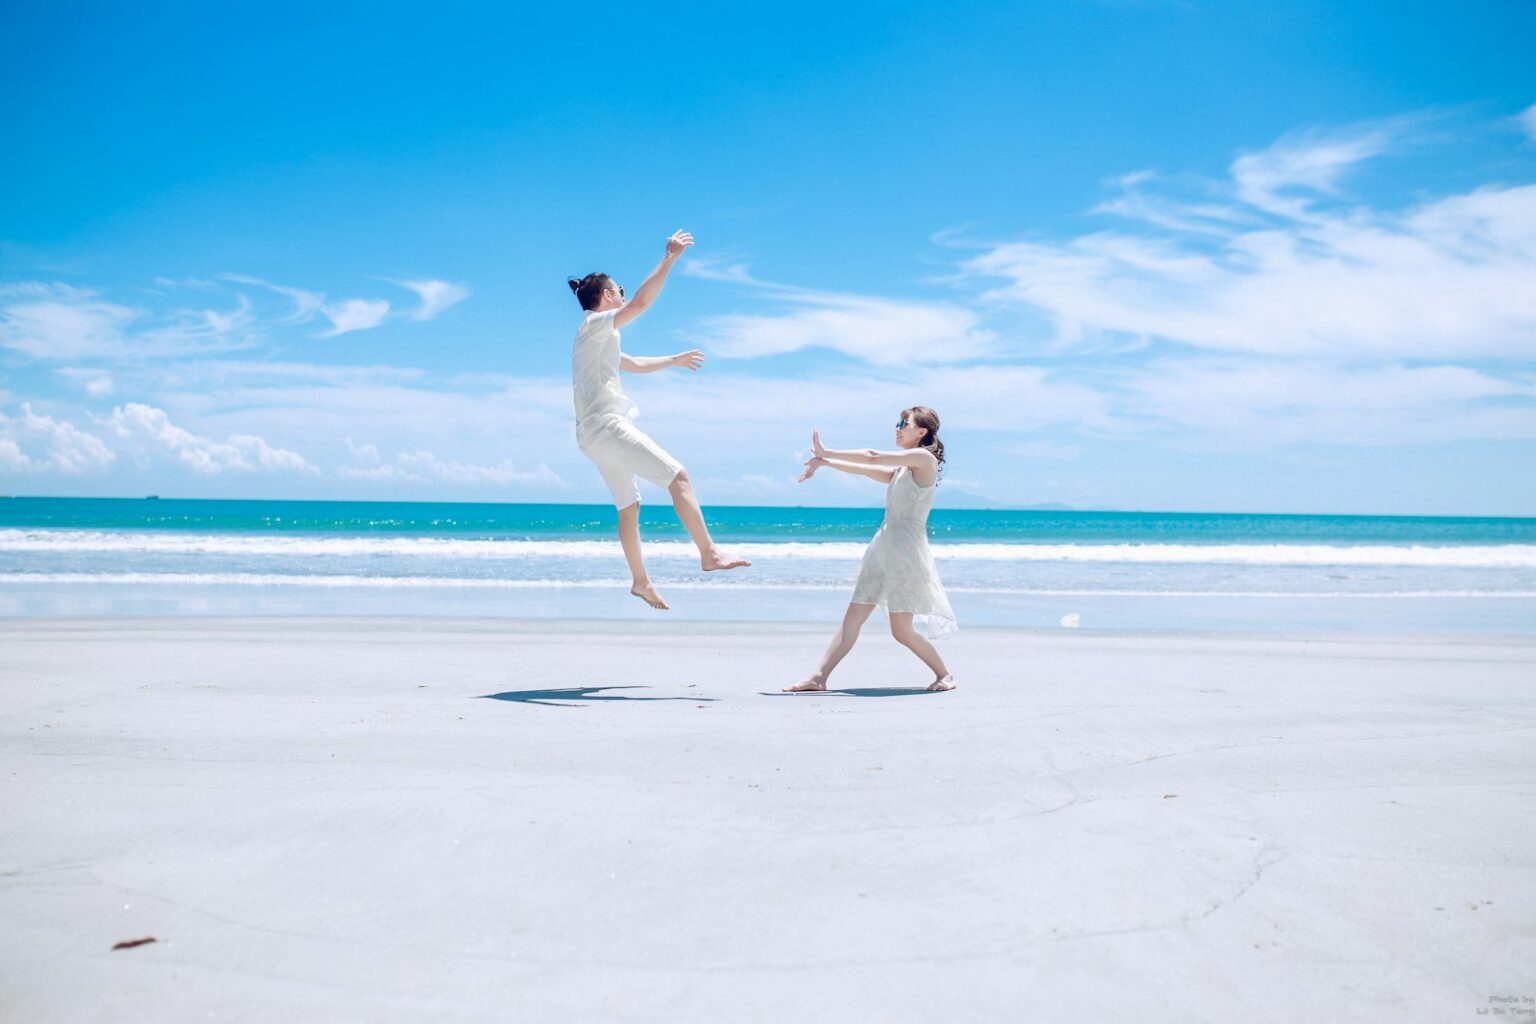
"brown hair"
904,405,945,476
567,273,613,311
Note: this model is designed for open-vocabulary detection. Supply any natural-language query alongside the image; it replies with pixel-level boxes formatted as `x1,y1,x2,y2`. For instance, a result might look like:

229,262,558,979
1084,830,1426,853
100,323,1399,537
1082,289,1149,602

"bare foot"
701,549,751,572
630,583,669,610
928,675,956,692
782,677,827,693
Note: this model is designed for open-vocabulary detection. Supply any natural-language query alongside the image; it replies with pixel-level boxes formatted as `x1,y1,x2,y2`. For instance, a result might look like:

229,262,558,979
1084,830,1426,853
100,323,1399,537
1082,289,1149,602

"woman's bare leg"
667,469,751,571
890,613,955,691
784,602,877,692
618,502,667,609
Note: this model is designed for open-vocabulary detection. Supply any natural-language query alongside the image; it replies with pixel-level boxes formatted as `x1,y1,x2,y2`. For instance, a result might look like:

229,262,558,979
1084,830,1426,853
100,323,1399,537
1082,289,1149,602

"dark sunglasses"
895,418,909,430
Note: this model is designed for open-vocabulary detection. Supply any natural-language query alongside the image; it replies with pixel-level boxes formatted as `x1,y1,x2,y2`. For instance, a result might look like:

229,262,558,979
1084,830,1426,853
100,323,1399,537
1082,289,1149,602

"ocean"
3,496,1534,633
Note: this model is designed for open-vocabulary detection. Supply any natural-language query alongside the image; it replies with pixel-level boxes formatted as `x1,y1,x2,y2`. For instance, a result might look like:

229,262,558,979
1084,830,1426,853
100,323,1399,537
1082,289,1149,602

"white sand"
1,618,1533,1022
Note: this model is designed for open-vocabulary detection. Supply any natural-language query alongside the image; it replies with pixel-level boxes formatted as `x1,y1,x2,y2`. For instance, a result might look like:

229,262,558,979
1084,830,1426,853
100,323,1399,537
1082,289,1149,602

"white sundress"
850,465,958,640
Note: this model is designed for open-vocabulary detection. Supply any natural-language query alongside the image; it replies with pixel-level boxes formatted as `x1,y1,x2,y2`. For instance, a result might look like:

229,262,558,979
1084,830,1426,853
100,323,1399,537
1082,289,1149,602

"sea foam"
3,529,1535,568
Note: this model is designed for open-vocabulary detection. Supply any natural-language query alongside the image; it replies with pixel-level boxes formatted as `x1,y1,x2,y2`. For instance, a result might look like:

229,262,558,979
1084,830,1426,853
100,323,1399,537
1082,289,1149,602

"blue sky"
2,0,1534,514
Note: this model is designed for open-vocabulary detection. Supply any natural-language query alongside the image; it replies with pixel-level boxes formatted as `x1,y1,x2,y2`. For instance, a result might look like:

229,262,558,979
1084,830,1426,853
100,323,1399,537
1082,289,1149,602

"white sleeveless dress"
850,465,958,639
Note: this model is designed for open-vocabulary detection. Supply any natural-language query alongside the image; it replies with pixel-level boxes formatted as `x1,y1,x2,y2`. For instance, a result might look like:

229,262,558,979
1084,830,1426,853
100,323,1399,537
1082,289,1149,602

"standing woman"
569,230,749,610
786,407,957,693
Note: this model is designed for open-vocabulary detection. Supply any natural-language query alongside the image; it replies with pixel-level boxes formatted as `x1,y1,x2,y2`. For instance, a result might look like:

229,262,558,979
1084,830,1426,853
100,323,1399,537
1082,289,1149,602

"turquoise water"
5,496,1535,545
2,496,1534,632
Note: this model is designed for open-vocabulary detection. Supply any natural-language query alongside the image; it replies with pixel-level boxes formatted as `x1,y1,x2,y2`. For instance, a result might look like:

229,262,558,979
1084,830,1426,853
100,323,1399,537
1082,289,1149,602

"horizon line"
1,494,1533,522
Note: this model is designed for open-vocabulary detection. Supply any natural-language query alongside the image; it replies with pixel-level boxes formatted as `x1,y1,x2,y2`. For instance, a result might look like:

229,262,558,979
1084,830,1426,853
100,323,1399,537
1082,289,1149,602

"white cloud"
142,360,427,391
223,274,323,323
964,120,1536,360
337,436,561,486
56,367,116,397
1519,103,1536,142
0,437,28,472
1117,359,1536,447
394,279,470,321
0,282,258,360
318,298,391,337
337,463,419,482
1004,440,1081,460
684,261,995,365
226,273,469,337
1230,121,1403,218
225,274,391,337
0,403,116,473
344,437,382,465
396,450,561,485
107,402,317,476
0,284,136,359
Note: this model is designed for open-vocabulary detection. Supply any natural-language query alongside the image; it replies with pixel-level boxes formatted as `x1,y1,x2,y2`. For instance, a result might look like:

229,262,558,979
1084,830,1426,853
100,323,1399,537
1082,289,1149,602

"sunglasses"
895,418,909,430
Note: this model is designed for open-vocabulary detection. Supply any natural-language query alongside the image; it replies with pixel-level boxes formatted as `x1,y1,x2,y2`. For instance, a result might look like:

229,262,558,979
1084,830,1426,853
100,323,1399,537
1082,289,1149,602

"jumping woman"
568,230,749,610
786,406,957,692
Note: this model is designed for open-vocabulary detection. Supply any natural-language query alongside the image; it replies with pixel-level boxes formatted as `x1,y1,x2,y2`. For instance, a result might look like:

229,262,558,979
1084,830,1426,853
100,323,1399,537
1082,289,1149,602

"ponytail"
905,405,945,479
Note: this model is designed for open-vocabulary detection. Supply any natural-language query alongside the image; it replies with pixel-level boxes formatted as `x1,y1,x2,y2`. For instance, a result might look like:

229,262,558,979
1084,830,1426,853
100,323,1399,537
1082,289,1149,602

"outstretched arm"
799,456,896,485
620,349,705,374
811,429,936,471
614,230,693,329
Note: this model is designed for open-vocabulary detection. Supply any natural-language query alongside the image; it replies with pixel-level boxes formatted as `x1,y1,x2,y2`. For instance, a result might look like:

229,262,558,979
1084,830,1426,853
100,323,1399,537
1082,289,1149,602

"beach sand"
1,618,1532,1021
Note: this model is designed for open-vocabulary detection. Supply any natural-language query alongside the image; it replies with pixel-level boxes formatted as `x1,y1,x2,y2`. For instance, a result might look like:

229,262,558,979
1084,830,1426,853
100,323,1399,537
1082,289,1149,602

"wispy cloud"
223,274,392,337
226,274,468,336
1004,440,1081,460
393,279,470,321
396,450,561,485
139,360,428,390
0,282,258,360
963,116,1536,360
0,284,136,359
1229,119,1409,219
340,437,561,486
316,298,391,337
683,260,995,365
222,274,323,323
1115,358,1536,448
1519,103,1536,142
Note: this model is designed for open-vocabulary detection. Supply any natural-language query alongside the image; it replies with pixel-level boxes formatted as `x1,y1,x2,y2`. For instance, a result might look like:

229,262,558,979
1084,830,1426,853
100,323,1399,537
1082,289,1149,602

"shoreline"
6,613,1536,645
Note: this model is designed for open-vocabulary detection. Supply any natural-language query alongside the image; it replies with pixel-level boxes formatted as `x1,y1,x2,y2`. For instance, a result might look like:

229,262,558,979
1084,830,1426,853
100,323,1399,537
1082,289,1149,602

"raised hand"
671,349,705,371
798,457,826,483
811,428,827,459
665,230,694,258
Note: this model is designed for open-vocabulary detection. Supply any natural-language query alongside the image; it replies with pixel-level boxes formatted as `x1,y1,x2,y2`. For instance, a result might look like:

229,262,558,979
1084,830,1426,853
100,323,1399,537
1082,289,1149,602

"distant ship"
145,495,160,500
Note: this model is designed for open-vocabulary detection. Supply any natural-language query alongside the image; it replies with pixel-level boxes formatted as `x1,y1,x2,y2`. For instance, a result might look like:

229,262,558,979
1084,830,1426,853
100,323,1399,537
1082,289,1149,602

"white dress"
571,309,683,510
850,465,958,639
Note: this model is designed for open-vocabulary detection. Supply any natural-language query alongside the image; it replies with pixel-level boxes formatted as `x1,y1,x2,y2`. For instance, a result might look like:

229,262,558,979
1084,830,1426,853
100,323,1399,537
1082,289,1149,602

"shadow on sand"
763,687,941,698
481,685,717,708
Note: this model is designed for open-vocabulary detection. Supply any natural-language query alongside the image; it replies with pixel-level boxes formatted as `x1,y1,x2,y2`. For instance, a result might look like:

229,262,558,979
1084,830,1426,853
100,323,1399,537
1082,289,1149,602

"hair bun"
567,278,582,293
